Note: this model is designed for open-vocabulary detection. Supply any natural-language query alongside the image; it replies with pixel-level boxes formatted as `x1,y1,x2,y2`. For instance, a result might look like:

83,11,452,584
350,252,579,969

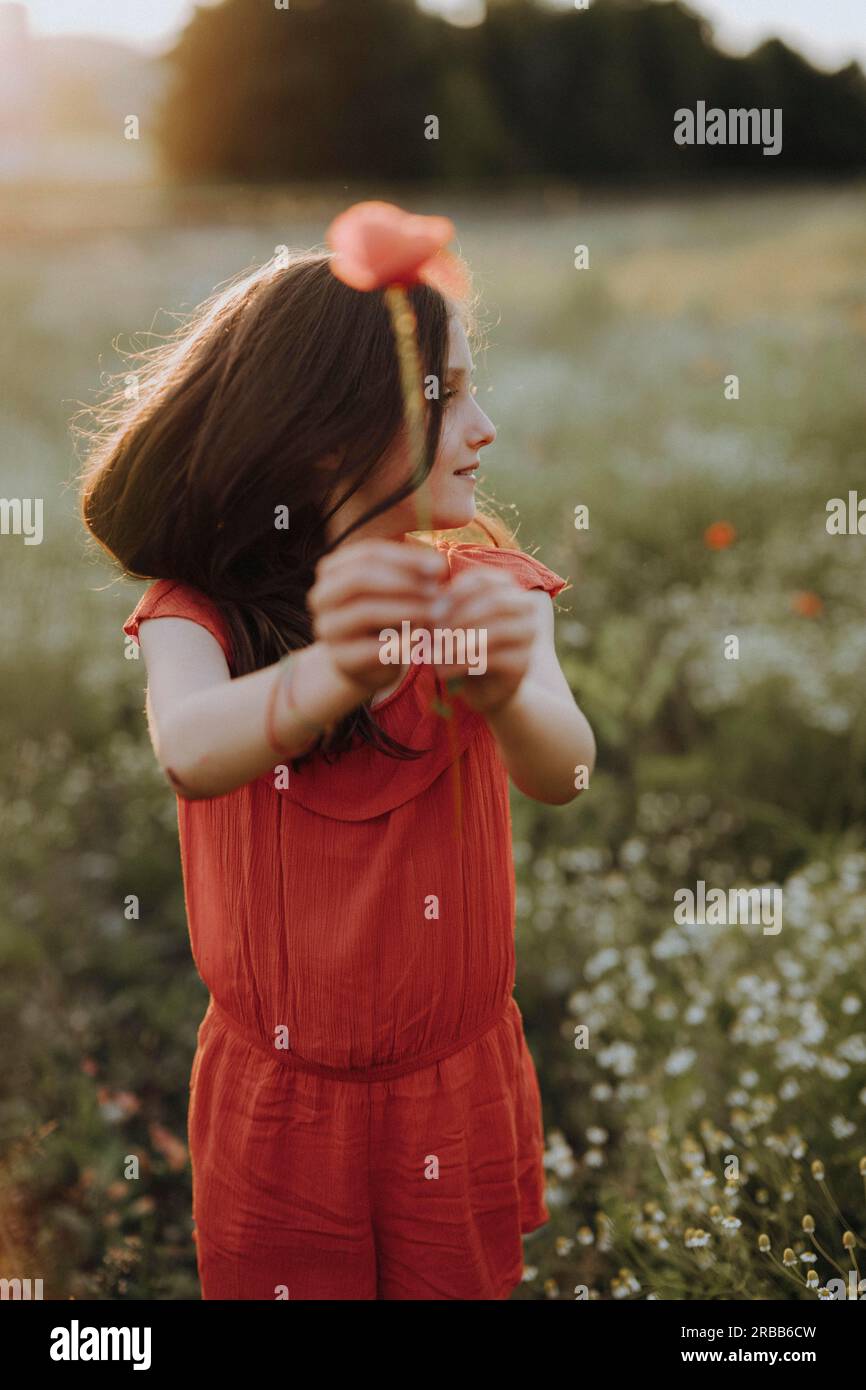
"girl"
80,248,596,1301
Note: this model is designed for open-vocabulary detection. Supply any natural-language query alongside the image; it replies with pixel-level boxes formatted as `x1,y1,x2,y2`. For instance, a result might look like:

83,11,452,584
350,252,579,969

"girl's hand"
308,538,449,698
434,568,537,714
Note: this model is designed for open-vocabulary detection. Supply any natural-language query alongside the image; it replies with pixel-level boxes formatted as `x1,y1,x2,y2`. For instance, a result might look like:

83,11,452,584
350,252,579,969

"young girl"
80,248,596,1301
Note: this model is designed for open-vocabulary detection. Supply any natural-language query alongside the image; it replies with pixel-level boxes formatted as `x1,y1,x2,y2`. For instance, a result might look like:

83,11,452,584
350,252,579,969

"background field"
1,181,865,1299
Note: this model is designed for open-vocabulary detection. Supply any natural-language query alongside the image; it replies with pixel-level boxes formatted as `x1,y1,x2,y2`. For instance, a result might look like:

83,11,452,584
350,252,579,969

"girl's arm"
483,591,596,805
138,539,449,800
140,625,368,800
441,573,596,806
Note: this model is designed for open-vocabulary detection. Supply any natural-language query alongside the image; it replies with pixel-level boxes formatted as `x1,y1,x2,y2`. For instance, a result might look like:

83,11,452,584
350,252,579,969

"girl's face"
327,315,497,542
418,314,497,531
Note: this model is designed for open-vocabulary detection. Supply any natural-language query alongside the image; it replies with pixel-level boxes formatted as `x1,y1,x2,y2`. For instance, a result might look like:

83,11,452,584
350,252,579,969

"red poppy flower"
326,200,468,298
149,1121,189,1172
791,590,823,618
704,521,736,550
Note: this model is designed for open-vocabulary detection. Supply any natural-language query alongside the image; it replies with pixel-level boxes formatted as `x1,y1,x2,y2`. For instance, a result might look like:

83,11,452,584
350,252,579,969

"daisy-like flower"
665,1047,697,1076
544,1129,577,1180
685,1228,711,1248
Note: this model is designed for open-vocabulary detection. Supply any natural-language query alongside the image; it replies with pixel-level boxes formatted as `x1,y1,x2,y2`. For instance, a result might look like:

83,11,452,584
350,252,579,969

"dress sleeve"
122,579,234,669
438,542,569,598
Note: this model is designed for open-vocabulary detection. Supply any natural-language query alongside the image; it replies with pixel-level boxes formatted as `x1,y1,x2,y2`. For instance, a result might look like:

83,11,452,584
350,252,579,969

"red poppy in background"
149,1121,189,1172
791,590,823,618
704,520,736,550
326,200,468,298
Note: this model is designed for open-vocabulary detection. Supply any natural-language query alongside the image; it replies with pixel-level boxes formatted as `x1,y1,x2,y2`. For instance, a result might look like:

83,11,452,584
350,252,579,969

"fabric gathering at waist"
208,995,513,1082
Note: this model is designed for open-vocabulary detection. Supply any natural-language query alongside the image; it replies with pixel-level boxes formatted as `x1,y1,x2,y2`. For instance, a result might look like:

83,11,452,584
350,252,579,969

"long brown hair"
76,250,514,763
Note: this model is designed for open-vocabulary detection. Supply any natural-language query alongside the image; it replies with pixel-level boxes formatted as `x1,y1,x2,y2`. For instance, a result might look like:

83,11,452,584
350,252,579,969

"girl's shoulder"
432,539,569,598
122,579,234,667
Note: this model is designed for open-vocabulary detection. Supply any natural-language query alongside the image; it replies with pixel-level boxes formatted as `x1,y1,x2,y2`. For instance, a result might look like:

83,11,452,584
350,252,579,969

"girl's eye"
442,382,476,404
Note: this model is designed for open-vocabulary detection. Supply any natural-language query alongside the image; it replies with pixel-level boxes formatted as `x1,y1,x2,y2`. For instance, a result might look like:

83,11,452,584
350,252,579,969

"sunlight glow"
6,0,866,71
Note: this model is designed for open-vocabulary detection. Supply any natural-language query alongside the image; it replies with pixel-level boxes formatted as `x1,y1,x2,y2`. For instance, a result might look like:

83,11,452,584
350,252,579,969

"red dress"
122,540,566,1300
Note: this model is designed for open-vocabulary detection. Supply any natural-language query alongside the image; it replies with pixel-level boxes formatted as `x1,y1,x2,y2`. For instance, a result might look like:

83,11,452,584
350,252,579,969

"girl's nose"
472,406,496,450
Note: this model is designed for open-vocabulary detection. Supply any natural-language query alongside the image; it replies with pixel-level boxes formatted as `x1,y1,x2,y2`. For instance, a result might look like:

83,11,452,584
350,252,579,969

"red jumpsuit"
123,541,565,1299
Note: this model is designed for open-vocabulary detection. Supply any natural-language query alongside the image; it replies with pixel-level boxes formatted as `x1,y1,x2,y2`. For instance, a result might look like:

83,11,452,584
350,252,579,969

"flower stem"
808,1231,849,1281
383,284,433,537
383,284,462,833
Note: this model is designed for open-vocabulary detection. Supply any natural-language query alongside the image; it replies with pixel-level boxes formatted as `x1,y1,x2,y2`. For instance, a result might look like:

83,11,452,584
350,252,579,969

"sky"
8,0,866,72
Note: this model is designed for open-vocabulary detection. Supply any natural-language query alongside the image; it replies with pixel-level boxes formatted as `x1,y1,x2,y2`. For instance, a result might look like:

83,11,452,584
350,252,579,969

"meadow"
1,180,865,1299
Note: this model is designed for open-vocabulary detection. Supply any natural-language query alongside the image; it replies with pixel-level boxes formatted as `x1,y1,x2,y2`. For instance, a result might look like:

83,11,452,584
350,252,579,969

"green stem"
808,1231,849,1281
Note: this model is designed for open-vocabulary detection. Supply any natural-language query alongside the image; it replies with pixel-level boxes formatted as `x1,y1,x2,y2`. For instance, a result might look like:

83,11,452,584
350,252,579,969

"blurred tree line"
158,0,866,182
